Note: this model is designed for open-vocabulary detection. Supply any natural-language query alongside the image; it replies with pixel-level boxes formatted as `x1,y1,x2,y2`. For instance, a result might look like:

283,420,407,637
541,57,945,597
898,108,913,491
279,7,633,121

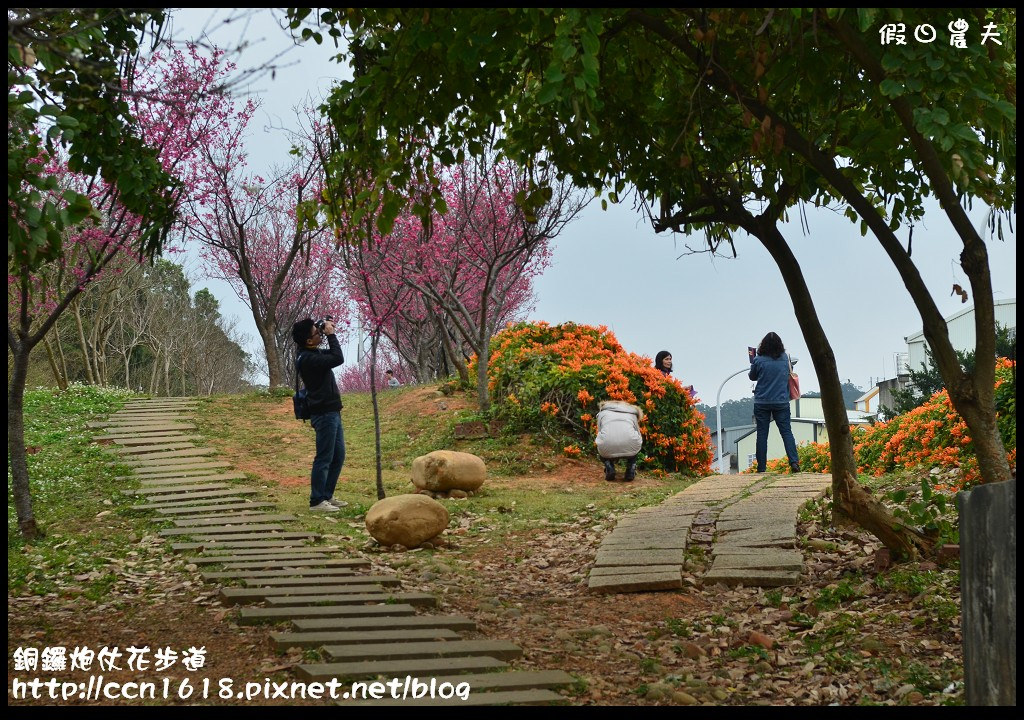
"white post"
716,368,750,474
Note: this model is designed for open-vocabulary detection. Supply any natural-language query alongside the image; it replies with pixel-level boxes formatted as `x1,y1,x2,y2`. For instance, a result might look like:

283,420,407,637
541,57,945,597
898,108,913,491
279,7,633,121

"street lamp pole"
716,367,750,474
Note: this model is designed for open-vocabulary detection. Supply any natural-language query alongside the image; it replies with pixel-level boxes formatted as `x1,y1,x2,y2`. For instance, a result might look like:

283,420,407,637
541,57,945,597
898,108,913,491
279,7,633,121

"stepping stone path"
98,397,571,705
588,473,831,592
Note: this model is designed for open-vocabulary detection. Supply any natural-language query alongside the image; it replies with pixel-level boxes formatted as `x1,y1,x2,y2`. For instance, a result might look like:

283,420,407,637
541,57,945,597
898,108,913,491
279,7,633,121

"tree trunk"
755,219,931,559
73,298,96,385
757,91,1012,489
42,334,67,391
149,348,161,395
256,317,284,389
475,338,491,412
434,312,469,384
369,331,386,500
8,342,43,540
54,330,69,391
823,15,1010,487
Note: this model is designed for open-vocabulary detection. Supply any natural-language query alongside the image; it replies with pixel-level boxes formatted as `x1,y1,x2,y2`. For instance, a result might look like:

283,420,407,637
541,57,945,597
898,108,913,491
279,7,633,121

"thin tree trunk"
73,298,96,385
8,342,43,540
124,348,131,391
755,218,931,558
434,312,469,384
370,331,386,500
475,337,491,412
149,348,161,395
42,334,68,391
54,330,69,390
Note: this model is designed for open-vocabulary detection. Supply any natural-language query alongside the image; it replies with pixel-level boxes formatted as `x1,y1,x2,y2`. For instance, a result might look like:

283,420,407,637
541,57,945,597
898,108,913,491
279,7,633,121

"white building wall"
906,299,1016,371
791,396,824,418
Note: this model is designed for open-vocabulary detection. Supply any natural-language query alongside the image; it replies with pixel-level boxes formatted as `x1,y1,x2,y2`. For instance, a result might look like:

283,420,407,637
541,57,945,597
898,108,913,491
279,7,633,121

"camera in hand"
315,315,334,333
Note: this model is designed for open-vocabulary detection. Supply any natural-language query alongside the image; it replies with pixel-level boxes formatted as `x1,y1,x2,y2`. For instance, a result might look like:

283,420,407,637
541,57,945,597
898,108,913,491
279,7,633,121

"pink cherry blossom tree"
394,156,588,410
185,98,347,388
8,43,233,539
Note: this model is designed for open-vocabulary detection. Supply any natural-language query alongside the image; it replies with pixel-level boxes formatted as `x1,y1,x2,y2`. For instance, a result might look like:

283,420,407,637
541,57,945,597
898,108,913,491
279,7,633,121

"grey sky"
169,9,1017,404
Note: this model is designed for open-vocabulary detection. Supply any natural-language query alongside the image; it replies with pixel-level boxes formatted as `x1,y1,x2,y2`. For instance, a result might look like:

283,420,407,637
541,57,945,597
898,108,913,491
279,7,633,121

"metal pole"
716,367,750,474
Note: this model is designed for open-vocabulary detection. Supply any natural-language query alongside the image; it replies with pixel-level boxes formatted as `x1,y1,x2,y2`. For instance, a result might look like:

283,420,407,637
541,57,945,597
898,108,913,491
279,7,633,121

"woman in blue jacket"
748,332,800,473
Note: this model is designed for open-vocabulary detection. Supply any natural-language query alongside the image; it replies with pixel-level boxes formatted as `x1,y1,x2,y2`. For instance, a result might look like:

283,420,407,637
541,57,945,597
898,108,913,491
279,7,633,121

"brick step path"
99,397,571,705
588,472,831,592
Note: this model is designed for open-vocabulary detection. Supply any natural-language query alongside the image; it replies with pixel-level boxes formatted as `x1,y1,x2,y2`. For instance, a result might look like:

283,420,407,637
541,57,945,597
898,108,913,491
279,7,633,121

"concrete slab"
273,628,460,650
702,568,800,587
593,549,684,566
587,572,682,593
292,615,476,632
132,461,233,475
264,592,436,607
125,448,214,462
220,585,386,604
237,604,419,625
141,473,247,486
159,523,284,537
711,552,803,571
599,538,688,550
245,575,400,588
296,656,507,682
322,639,522,662
588,564,681,577
157,503,275,516
172,513,296,527
203,568,361,580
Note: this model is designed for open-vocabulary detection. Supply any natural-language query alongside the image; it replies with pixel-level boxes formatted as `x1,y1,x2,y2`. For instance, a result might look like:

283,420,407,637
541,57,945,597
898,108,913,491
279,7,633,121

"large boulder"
411,450,486,492
365,494,450,548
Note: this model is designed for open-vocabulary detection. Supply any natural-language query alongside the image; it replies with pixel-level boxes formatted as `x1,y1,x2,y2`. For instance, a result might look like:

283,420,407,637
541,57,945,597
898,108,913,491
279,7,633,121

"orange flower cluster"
751,359,1016,490
481,321,713,475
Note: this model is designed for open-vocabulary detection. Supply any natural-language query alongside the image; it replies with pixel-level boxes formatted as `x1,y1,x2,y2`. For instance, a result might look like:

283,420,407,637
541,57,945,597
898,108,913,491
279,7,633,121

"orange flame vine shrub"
479,321,713,475
757,358,1016,490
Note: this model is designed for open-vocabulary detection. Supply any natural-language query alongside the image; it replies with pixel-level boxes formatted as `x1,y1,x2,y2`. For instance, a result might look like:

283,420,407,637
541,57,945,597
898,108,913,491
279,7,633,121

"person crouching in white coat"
595,400,644,482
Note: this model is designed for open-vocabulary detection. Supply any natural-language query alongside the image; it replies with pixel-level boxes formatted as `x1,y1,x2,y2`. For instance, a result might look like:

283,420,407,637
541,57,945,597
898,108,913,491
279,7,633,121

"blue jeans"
310,411,345,506
753,402,799,472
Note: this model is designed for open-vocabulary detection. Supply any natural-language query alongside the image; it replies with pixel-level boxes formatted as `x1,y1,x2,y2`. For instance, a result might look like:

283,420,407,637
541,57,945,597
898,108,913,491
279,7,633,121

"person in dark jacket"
292,317,348,512
748,332,800,473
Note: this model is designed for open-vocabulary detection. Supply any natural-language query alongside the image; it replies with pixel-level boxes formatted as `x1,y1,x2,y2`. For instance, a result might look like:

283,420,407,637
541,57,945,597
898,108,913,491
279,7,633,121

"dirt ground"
8,390,963,706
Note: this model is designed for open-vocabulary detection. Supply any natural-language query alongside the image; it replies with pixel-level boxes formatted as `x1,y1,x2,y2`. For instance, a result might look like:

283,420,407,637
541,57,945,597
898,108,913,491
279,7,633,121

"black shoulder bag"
293,352,311,421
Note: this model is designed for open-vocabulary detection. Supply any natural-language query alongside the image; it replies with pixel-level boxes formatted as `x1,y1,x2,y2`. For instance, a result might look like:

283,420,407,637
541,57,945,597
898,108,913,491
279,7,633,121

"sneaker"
310,500,340,513
326,497,349,508
624,461,637,482
603,460,617,482
790,462,801,473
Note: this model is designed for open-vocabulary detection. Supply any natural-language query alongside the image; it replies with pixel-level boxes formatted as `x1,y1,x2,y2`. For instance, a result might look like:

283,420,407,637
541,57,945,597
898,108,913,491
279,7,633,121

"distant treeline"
697,382,864,433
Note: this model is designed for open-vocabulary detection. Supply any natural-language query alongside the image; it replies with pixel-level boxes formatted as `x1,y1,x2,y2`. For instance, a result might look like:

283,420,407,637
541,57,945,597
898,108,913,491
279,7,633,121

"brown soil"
9,392,963,706
385,385,475,417
7,515,317,706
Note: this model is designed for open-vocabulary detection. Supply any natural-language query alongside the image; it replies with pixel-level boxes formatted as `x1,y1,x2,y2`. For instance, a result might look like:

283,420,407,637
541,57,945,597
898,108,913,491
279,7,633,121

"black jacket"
297,334,344,414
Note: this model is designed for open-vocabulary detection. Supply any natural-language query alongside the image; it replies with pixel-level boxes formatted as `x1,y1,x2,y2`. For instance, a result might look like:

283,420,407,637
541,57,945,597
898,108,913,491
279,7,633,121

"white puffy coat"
595,401,643,459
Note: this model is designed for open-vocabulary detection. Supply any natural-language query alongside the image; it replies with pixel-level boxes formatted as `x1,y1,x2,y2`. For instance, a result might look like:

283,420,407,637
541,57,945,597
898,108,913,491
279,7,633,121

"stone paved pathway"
100,398,571,705
588,473,832,592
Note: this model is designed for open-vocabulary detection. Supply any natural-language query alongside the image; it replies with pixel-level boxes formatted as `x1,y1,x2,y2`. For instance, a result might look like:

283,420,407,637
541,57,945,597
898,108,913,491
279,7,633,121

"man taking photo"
291,317,348,513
